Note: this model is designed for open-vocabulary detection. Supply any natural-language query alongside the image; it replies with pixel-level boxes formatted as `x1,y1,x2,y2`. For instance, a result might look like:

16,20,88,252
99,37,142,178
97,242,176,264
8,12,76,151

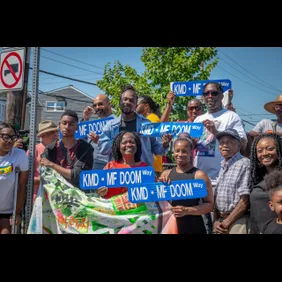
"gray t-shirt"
0,148,29,213
252,119,282,134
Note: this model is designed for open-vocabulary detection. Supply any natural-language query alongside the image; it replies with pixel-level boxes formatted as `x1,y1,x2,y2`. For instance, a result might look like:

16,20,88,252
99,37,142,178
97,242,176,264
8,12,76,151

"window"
46,101,65,112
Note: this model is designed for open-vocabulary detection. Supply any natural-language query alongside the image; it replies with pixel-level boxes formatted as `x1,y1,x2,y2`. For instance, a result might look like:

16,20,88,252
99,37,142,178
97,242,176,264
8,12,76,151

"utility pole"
5,47,30,129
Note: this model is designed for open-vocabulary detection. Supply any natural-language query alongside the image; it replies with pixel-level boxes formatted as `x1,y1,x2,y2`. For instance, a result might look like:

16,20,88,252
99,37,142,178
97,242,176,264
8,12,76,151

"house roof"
42,85,94,101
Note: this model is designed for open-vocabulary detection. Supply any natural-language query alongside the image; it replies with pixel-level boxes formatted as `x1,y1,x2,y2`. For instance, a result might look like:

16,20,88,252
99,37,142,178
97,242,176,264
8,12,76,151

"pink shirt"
26,143,45,202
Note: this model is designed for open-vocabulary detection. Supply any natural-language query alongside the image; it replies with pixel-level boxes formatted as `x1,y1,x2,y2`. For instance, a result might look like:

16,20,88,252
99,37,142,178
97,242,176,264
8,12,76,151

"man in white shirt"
249,94,282,136
194,82,247,182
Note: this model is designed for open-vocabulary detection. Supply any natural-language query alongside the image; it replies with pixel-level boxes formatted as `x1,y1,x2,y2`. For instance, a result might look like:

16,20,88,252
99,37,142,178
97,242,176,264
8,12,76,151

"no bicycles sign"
0,47,25,92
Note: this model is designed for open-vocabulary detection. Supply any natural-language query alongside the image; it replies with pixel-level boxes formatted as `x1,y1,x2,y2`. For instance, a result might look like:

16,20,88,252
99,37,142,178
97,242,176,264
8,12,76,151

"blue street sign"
80,166,155,190
139,122,204,138
59,116,114,139
170,79,232,96
128,180,207,203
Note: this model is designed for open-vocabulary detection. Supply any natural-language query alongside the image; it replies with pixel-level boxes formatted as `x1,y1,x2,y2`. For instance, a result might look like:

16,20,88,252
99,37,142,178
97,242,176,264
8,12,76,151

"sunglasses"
0,134,18,142
188,106,201,111
203,90,221,97
274,104,282,111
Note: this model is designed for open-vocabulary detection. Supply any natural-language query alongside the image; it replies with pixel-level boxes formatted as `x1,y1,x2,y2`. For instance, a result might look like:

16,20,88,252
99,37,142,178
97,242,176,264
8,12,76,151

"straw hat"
264,94,282,114
37,120,58,137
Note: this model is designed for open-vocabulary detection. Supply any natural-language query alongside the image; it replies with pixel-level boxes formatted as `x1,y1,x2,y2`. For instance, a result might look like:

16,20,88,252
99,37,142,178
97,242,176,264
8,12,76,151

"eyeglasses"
0,134,18,142
188,106,201,111
274,104,282,111
203,90,221,97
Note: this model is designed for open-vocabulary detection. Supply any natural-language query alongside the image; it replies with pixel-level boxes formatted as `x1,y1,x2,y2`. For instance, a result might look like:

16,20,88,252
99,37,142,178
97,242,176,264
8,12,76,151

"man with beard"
81,94,115,169
98,85,172,167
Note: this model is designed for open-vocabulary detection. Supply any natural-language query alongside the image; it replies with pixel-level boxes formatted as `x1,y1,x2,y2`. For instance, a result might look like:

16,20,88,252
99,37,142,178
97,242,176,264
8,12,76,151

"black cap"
216,128,240,142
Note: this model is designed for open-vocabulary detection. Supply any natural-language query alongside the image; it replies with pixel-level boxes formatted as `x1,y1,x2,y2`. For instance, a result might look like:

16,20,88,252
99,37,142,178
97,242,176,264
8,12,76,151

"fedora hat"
264,94,282,114
37,120,58,137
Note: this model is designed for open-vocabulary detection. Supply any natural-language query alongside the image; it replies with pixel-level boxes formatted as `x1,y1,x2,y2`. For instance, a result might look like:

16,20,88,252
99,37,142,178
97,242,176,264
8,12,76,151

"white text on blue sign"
75,116,114,139
128,180,207,203
170,79,232,96
139,122,204,138
80,166,155,190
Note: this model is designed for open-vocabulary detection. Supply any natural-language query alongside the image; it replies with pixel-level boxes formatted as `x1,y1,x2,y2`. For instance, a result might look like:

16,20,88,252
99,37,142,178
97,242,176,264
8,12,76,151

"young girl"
262,170,282,234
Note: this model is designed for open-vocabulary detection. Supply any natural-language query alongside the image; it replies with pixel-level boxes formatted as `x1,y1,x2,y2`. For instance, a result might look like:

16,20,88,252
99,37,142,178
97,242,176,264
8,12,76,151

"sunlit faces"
174,140,192,165
0,128,18,153
256,138,279,168
218,135,240,160
120,132,137,156
59,116,78,137
203,84,223,112
120,91,137,114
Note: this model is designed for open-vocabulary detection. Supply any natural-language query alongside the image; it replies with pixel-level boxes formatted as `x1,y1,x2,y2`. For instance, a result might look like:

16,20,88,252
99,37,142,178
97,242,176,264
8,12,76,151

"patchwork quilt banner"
39,167,177,234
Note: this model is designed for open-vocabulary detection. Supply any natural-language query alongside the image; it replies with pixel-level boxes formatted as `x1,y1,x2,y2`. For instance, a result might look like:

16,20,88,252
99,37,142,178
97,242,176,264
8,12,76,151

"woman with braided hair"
249,133,282,234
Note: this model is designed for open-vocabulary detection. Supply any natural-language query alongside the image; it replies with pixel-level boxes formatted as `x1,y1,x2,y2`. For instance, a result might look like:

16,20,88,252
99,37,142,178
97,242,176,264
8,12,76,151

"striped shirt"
215,152,250,213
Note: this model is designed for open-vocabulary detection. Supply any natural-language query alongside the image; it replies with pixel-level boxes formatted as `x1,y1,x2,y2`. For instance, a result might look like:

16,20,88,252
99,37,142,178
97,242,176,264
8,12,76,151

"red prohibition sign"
0,52,23,88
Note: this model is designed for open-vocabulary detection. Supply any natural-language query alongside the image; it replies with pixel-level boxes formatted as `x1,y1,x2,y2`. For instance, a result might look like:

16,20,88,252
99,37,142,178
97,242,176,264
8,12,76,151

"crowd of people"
1,82,282,234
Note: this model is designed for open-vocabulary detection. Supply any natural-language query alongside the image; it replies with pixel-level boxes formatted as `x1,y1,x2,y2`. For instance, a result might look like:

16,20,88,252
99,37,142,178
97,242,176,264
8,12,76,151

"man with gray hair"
213,128,250,234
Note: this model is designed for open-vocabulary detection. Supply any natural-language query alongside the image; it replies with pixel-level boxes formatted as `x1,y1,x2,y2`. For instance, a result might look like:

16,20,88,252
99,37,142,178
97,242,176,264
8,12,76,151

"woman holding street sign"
159,133,213,234
0,122,29,234
97,131,148,199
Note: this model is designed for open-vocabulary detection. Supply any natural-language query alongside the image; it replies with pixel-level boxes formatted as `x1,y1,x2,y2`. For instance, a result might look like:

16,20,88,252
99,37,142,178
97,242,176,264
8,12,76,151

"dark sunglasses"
0,134,18,142
188,106,201,111
203,90,220,97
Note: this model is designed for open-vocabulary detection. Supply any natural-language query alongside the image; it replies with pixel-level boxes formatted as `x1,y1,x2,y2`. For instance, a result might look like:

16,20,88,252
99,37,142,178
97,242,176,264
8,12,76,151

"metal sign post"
25,47,40,233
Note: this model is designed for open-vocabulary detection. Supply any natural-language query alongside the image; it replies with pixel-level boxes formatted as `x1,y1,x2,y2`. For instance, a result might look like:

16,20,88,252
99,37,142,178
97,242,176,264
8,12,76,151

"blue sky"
26,47,282,131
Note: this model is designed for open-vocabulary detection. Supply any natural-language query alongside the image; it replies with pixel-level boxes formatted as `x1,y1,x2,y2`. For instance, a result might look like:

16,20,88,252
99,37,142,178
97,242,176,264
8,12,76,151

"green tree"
96,47,218,120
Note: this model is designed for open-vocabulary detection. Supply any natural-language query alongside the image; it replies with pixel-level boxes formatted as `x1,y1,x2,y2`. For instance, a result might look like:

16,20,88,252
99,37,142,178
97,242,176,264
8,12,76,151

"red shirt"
103,161,148,199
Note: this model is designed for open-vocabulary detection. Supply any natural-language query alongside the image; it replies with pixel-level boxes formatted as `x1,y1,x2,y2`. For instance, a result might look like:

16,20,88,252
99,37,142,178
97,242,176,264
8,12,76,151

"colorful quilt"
37,167,176,234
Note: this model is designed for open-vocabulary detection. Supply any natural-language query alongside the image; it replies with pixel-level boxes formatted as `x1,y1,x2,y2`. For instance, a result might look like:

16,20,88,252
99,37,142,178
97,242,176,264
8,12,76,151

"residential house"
25,85,98,128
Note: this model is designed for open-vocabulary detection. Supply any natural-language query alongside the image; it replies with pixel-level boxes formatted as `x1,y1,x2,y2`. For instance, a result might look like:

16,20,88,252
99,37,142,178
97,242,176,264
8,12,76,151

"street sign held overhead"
0,47,25,92
170,79,232,96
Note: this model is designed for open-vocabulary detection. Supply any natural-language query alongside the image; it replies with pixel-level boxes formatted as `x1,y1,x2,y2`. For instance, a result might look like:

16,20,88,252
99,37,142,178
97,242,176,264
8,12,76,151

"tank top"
168,167,206,234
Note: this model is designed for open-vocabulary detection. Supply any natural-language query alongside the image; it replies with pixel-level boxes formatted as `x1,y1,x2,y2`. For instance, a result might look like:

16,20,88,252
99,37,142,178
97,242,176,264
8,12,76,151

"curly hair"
112,131,142,162
250,133,282,187
265,169,282,199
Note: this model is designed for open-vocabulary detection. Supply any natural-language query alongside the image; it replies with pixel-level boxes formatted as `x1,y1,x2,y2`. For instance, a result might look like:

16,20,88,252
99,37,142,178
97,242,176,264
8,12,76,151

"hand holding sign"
96,186,108,197
82,106,94,121
167,90,176,106
202,119,218,135
88,132,99,144
162,134,173,148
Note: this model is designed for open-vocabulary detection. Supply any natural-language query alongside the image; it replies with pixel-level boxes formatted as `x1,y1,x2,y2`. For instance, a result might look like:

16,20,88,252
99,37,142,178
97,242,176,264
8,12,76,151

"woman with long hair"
249,133,282,234
0,122,29,234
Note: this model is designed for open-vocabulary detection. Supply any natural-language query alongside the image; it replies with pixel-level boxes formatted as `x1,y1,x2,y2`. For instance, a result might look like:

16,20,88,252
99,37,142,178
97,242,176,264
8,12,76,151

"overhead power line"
41,48,104,70
216,64,277,97
218,55,281,93
29,67,97,86
218,48,282,93
40,55,103,75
